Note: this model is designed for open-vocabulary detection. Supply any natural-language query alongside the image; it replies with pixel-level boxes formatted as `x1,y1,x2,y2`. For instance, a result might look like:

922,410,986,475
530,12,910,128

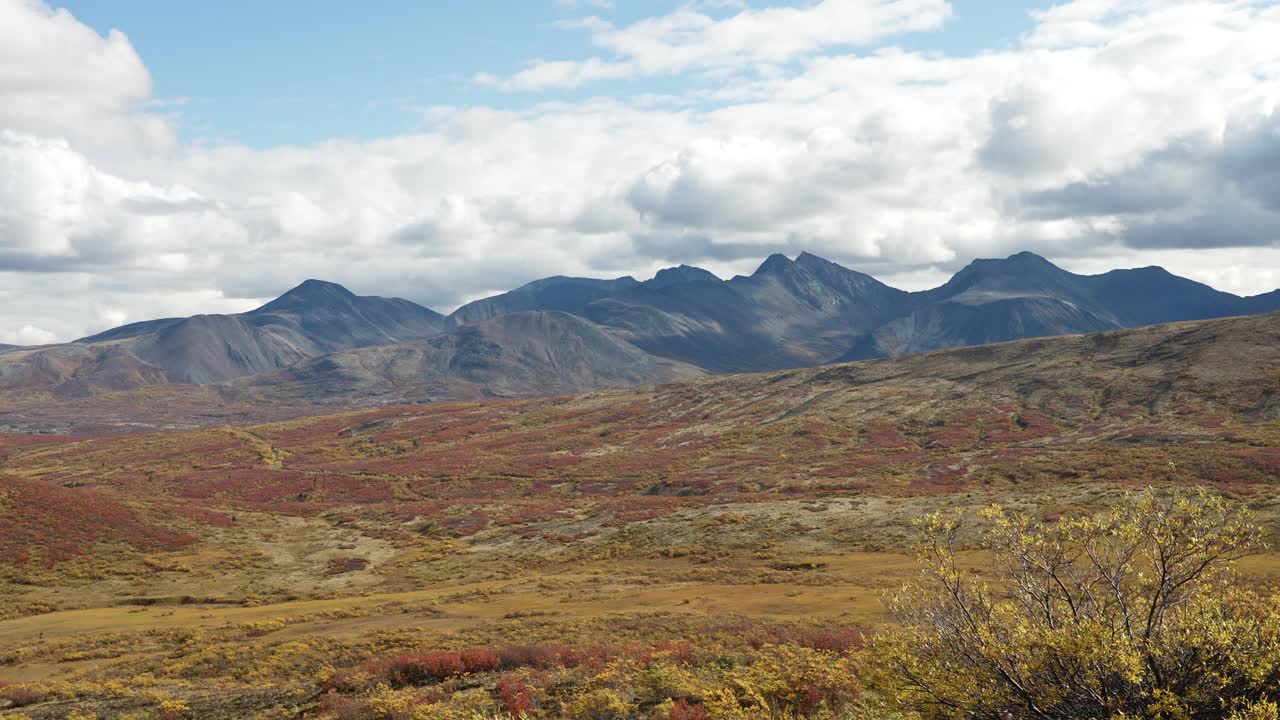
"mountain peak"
647,265,722,288
251,279,359,315
956,251,1055,270
924,251,1078,304
1110,264,1174,276
516,275,639,293
957,251,1063,277
794,251,853,275
450,275,640,326
753,253,795,277
288,279,356,297
1005,251,1054,265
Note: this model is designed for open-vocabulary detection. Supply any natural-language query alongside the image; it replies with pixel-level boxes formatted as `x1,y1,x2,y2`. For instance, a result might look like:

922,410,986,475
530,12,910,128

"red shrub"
792,627,865,654
745,626,865,655
649,641,695,664
492,645,560,669
359,641,691,690
496,674,534,716
436,511,491,537
0,475,195,565
495,502,575,527
860,423,912,449
0,683,50,707
669,700,709,720
326,556,370,575
367,649,502,687
801,683,830,714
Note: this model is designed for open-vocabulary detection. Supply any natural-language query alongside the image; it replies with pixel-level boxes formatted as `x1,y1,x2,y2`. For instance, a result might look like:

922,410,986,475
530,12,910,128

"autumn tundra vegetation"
2,489,1277,719
304,490,1280,719
1,313,1279,718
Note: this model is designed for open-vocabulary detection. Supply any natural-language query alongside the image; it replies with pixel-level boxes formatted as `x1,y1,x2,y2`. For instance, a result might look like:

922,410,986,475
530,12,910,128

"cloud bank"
1,0,1279,343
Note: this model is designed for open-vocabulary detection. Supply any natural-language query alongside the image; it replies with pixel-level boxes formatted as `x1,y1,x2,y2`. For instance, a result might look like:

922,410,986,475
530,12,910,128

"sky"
2,0,1279,344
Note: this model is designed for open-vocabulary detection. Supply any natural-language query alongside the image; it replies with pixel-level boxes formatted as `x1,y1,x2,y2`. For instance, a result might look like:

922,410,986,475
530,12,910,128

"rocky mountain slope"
0,281,446,396
840,252,1274,359
454,251,1280,367
583,252,912,371
227,310,702,405
447,276,643,326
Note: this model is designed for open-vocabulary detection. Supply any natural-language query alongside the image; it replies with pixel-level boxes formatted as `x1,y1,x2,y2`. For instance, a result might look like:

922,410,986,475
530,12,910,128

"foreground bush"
869,488,1280,719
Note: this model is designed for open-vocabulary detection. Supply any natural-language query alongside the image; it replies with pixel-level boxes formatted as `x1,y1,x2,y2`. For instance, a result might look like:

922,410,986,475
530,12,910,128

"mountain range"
1,251,1278,411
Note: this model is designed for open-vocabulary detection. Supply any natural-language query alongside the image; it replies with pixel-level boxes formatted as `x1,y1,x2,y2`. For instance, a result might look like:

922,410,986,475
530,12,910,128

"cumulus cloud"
0,131,237,273
0,0,1279,343
0,0,173,159
1021,115,1280,252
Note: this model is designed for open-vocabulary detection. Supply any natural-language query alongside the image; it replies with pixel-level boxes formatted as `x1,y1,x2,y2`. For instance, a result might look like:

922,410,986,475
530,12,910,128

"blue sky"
59,1,1054,147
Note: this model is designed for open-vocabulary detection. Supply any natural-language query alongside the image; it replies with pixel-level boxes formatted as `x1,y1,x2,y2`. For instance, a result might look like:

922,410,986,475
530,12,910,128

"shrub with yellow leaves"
563,688,633,720
158,698,191,720
704,644,857,719
867,488,1280,719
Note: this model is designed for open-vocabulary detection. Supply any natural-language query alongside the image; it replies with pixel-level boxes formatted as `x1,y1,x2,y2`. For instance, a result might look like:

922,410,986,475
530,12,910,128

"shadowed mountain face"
1243,289,1280,314
227,310,702,405
842,252,1117,360
0,281,447,395
841,252,1280,360
447,276,642,326
130,280,449,384
455,251,1280,368
453,251,911,372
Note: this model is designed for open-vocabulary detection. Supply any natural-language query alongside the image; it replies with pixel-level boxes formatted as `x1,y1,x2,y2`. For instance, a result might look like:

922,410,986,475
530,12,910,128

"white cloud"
491,0,954,90
0,130,242,272
0,0,173,160
1,0,1279,344
0,323,58,346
